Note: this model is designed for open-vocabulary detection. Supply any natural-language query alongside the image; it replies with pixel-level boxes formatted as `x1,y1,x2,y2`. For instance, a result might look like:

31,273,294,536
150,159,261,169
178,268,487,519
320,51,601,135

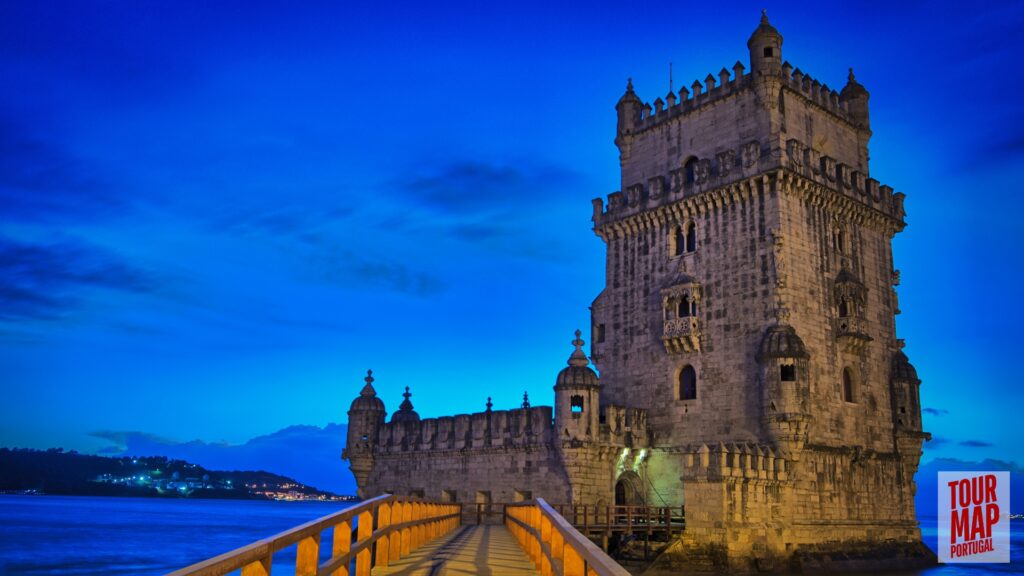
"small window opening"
514,490,532,502
360,434,368,441
842,368,855,403
780,365,796,382
673,226,685,256
596,324,606,343
838,299,850,318
678,296,691,318
684,158,697,184
685,222,696,252
442,489,458,503
763,47,774,58
570,395,584,413
679,365,697,400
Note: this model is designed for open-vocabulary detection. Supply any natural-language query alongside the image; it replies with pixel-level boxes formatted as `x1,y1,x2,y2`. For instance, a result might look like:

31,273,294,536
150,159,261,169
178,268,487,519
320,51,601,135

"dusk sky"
2,1,1022,485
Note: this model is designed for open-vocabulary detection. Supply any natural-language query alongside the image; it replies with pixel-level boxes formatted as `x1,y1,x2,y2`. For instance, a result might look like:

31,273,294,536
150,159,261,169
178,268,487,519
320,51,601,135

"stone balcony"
663,316,701,353
835,315,872,352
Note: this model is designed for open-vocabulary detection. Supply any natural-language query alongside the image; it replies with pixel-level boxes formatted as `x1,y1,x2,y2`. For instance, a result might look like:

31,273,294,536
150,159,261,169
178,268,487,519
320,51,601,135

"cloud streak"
0,235,153,320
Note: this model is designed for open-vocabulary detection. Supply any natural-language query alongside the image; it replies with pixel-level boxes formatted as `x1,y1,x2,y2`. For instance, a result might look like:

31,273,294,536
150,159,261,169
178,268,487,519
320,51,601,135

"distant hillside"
0,448,349,501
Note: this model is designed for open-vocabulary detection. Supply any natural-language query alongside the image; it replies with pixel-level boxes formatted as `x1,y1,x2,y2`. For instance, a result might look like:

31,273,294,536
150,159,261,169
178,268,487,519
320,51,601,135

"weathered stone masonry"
343,12,931,572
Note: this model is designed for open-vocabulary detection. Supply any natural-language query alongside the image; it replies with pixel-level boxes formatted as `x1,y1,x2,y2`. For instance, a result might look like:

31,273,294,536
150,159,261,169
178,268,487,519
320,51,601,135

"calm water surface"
0,495,1021,575
0,495,348,575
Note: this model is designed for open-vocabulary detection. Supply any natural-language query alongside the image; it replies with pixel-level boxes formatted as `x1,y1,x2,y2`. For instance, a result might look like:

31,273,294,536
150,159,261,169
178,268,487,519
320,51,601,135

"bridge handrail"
166,494,461,576
505,498,631,576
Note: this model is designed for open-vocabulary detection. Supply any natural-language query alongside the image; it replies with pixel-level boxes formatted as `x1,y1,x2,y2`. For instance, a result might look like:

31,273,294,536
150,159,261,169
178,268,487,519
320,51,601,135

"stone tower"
589,10,931,571
341,370,385,498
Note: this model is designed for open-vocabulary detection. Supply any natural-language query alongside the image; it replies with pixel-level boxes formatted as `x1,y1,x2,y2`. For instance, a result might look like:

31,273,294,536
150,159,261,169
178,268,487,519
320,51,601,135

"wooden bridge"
167,495,682,576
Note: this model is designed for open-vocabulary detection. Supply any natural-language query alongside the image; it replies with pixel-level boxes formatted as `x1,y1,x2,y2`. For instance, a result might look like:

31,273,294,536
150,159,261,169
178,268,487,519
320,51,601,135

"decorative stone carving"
742,140,761,167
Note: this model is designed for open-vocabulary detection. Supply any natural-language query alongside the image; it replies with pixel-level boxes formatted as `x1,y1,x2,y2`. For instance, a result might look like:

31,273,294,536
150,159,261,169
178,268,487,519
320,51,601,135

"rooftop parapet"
592,137,906,232
375,405,554,454
619,59,868,141
598,404,649,448
678,442,788,482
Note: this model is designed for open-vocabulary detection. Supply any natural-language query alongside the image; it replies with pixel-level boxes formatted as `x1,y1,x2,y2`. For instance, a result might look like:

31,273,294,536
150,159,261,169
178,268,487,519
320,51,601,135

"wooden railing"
505,499,631,576
166,494,461,576
477,502,683,550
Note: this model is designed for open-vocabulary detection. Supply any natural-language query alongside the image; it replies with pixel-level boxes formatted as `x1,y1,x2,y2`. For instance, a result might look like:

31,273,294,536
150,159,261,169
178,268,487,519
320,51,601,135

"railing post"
400,502,412,557
388,503,403,563
332,519,351,576
296,534,320,576
375,502,391,568
564,545,584,576
355,509,373,576
241,557,271,576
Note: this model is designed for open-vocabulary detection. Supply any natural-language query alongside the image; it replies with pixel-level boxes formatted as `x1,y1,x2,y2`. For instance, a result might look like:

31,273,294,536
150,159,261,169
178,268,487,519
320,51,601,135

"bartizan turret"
748,9,783,110
757,322,811,460
342,370,385,498
554,330,601,444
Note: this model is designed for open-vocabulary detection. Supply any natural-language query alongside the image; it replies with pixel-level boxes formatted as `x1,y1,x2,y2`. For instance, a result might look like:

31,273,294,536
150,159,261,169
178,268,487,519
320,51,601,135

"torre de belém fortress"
344,12,933,573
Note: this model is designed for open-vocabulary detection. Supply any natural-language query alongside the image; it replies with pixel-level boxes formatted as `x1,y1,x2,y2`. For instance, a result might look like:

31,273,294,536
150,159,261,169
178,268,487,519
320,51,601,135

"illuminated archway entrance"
614,470,644,506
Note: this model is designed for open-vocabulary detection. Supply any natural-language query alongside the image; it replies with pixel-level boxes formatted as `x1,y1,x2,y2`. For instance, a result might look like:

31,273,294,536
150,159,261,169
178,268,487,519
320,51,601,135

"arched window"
763,47,773,58
679,365,697,400
684,157,698,184
838,299,850,318
685,222,696,252
570,395,584,413
842,368,855,403
678,296,690,318
673,226,685,257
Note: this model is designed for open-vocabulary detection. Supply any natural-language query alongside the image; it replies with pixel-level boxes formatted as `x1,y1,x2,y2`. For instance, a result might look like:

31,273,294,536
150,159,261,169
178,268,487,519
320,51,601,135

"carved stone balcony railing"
663,316,700,353
836,316,872,352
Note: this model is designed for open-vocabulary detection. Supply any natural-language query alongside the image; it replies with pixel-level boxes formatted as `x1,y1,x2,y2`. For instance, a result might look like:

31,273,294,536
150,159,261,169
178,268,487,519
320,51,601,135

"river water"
0,495,1020,575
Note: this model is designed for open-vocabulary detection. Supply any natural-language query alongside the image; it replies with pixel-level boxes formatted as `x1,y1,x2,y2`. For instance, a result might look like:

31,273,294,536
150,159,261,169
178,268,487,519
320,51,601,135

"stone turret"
615,78,641,149
840,68,871,130
554,330,600,443
342,370,386,498
757,324,811,459
747,9,783,77
748,10,784,112
890,346,922,432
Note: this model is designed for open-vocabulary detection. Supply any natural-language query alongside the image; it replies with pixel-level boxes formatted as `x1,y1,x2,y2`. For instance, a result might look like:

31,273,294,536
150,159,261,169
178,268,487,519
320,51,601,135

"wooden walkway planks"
373,524,539,576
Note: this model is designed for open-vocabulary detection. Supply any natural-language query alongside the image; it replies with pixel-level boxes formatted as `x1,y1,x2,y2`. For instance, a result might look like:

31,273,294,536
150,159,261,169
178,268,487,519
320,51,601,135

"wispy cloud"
923,407,949,417
316,249,446,297
0,114,128,224
960,440,995,448
396,160,579,217
0,235,153,320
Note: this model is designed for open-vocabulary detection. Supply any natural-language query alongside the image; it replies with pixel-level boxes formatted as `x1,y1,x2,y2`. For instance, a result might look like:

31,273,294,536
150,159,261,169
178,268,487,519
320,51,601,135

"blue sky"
1,0,1022,479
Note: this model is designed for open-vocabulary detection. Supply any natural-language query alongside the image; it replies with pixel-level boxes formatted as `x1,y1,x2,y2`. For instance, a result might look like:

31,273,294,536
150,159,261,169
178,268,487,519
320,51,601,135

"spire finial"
486,397,493,412
403,386,411,400
359,369,377,396
761,8,768,22
669,62,673,94
568,329,589,367
848,67,855,81
522,391,531,409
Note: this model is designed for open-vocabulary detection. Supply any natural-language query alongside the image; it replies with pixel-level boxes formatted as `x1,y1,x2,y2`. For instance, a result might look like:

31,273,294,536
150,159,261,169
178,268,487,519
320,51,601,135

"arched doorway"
614,471,644,506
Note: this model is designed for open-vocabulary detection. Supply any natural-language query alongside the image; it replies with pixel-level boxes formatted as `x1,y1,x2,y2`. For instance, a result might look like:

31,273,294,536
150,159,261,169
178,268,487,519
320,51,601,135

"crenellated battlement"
598,404,649,448
782,63,852,122
622,58,864,141
628,61,750,134
375,406,554,454
592,138,905,233
678,442,789,483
